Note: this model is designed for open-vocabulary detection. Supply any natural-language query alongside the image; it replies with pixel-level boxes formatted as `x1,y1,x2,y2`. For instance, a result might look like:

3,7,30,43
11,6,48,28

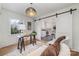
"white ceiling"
1,3,74,17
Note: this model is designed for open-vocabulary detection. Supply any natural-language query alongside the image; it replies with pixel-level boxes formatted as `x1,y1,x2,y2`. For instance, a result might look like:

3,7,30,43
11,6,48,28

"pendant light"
25,3,37,17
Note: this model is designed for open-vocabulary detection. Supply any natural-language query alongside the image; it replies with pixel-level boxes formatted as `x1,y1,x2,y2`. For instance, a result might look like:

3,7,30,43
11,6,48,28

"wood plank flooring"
0,40,30,56
0,39,79,56
71,50,79,56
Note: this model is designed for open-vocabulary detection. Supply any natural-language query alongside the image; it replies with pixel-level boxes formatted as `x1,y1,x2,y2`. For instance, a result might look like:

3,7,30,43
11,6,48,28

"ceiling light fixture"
25,3,37,17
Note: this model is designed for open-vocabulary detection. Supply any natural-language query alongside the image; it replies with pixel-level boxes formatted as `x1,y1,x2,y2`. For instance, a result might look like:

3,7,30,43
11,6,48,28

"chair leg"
17,38,21,49
17,40,19,49
20,42,22,53
23,40,25,51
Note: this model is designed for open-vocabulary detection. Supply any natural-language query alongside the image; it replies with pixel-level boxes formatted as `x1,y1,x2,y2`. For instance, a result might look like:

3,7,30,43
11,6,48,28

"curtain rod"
34,8,77,22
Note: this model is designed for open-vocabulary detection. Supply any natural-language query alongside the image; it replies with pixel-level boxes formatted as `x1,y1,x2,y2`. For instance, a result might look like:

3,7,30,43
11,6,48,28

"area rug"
5,41,46,56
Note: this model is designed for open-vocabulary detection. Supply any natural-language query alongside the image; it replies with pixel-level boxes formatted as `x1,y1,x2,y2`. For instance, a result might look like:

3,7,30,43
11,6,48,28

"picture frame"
27,22,31,30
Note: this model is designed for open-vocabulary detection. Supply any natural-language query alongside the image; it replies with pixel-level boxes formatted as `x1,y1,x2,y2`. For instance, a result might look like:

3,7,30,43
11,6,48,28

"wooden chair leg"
23,40,25,51
17,38,21,49
20,41,22,53
17,40,19,49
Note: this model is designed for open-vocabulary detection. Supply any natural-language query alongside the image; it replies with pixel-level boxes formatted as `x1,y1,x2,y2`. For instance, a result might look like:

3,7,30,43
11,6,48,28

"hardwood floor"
0,40,30,56
0,39,79,56
0,44,17,56
71,50,79,56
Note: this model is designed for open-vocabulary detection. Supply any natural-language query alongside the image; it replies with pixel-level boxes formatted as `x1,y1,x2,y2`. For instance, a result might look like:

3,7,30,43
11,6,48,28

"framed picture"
10,19,25,34
27,22,31,30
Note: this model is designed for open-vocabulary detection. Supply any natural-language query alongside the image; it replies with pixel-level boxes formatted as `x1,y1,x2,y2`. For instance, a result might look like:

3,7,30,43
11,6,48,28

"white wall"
35,21,42,40
72,10,79,51
35,17,56,40
0,8,32,48
56,4,79,51
35,4,79,51
1,4,79,51
56,12,72,48
72,4,79,51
